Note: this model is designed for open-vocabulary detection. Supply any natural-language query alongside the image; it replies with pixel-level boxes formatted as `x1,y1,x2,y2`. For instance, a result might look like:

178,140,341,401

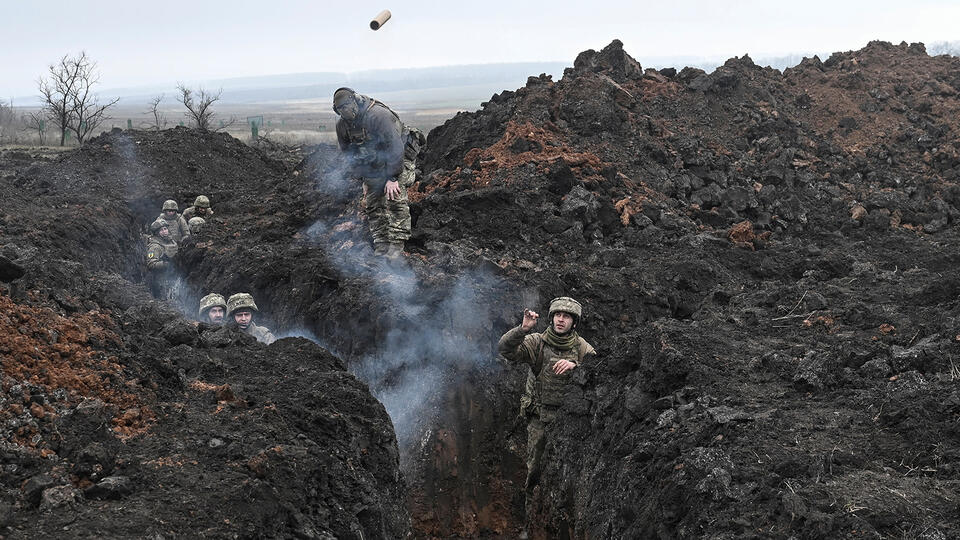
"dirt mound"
2,38,960,539
405,39,960,537
0,128,407,538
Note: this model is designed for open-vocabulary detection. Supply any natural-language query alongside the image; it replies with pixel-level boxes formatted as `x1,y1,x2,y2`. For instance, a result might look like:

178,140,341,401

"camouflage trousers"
524,406,559,495
363,160,415,246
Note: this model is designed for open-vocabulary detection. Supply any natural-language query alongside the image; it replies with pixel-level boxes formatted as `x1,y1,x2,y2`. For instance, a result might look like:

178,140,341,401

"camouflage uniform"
226,293,277,345
498,298,595,495
182,195,213,221
243,322,277,345
335,89,419,252
145,232,179,300
155,213,190,244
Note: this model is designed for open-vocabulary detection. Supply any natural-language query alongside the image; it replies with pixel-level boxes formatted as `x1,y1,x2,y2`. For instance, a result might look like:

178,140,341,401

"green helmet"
227,292,258,317
150,218,170,234
548,296,582,322
188,216,206,233
194,195,210,208
162,200,179,212
198,293,227,319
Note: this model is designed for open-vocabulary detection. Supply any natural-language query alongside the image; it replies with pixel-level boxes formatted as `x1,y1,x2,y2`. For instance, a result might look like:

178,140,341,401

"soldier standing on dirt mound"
145,219,179,299
333,87,423,259
498,297,596,503
156,200,191,245
226,293,277,345
198,293,227,325
182,195,214,221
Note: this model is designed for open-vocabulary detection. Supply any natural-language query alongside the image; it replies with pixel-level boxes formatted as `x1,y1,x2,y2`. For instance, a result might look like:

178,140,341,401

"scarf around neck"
543,326,578,351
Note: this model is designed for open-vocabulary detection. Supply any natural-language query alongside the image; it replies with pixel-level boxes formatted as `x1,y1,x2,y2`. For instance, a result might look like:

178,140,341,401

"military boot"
384,243,404,259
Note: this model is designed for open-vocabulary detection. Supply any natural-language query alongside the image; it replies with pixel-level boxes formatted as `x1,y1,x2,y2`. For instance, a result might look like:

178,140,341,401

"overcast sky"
3,0,958,98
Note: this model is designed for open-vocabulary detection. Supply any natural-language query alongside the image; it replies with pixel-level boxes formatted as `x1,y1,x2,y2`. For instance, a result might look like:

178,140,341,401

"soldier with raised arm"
498,296,596,498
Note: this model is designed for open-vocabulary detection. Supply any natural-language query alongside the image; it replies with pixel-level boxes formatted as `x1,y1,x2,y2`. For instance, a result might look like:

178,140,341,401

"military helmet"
333,87,357,112
194,195,210,208
198,293,227,319
150,218,170,233
188,216,206,233
548,297,582,321
162,199,179,212
227,292,258,317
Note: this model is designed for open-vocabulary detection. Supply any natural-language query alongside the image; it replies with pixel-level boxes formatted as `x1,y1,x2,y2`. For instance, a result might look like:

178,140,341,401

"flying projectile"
370,10,391,30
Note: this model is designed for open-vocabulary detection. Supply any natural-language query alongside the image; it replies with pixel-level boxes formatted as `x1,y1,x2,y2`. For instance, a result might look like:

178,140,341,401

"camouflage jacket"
182,206,213,221
336,95,405,181
243,322,277,345
146,236,178,271
155,213,191,244
498,326,595,418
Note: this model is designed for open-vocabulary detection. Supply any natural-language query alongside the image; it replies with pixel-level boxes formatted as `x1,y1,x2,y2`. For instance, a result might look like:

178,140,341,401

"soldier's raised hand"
521,309,539,331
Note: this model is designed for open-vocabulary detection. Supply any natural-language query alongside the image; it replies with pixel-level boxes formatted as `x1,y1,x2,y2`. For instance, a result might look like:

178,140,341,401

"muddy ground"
2,39,960,539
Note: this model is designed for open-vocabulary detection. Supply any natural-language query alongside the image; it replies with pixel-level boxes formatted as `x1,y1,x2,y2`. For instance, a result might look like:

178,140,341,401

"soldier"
182,195,214,221
198,293,227,324
156,200,191,244
498,297,596,498
226,293,277,345
333,87,423,259
145,219,179,299
187,217,206,235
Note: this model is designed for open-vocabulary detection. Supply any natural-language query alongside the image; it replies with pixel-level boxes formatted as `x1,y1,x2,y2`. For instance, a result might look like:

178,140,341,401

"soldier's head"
162,199,179,219
548,296,582,335
227,293,258,329
194,195,211,215
150,219,171,239
333,87,360,121
198,293,227,324
188,217,206,234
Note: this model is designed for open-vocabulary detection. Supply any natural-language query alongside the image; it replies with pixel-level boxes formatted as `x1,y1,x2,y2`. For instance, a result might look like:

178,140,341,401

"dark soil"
2,38,960,539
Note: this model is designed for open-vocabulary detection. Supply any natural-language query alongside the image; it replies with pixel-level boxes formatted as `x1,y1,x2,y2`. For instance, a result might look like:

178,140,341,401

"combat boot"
384,243,404,259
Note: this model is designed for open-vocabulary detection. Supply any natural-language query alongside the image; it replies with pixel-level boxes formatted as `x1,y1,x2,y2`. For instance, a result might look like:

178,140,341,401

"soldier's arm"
146,245,167,270
497,327,537,367
179,217,191,242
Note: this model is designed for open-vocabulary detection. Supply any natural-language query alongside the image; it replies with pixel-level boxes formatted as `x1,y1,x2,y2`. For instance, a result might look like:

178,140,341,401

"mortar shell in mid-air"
370,9,391,30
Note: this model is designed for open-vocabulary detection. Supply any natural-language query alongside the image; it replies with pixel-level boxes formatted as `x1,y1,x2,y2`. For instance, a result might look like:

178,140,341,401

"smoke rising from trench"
309,150,511,446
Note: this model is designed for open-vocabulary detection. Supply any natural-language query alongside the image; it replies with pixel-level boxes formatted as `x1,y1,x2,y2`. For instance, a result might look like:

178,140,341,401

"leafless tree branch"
37,51,118,145
177,84,222,131
145,94,167,131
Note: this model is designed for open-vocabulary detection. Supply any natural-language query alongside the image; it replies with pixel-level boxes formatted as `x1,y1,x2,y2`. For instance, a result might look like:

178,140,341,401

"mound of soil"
406,39,960,538
2,37,960,540
0,128,406,539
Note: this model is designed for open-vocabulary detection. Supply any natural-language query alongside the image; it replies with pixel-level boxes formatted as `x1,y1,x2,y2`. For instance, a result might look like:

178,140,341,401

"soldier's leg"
383,162,414,250
364,185,388,251
525,417,547,495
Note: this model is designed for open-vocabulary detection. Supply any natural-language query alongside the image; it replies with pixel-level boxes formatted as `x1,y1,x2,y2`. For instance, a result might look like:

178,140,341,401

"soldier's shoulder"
577,337,596,356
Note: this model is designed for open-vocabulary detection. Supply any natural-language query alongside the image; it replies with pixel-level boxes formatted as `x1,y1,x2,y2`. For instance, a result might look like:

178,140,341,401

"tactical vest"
523,336,592,412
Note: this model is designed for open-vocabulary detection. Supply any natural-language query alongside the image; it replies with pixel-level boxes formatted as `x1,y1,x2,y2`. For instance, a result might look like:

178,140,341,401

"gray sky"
3,0,958,98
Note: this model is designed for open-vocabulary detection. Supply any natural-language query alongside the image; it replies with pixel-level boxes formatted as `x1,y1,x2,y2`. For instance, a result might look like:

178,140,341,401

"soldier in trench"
198,293,227,325
332,87,424,259
181,195,214,222
155,199,191,245
145,219,179,300
226,292,277,345
498,297,596,499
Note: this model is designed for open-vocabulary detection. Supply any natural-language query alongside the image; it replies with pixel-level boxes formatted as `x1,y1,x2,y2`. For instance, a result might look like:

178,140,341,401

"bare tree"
177,84,222,131
145,94,167,131
0,99,16,144
38,51,118,145
24,111,48,145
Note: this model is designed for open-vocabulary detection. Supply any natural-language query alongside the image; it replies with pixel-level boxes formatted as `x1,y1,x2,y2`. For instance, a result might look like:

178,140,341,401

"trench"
115,209,536,537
